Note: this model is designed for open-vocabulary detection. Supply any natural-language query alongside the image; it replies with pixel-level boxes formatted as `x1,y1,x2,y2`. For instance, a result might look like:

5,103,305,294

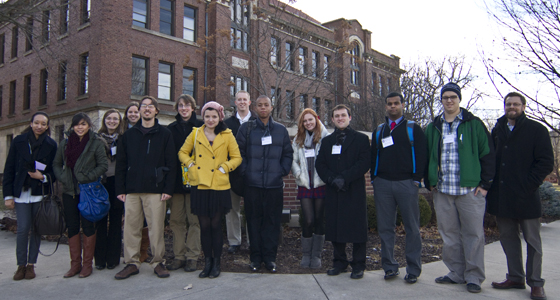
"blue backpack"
373,120,416,176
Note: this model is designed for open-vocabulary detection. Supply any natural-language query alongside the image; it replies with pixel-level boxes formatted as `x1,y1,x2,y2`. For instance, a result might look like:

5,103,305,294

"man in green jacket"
425,83,495,294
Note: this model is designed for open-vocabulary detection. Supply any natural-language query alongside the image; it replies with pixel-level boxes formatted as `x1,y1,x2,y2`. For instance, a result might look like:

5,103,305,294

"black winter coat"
315,127,370,243
3,132,57,198
225,112,256,195
115,119,177,196
168,112,203,194
487,113,554,219
237,117,293,189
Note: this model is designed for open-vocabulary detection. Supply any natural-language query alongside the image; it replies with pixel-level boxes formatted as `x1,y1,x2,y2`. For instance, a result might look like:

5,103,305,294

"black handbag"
34,176,66,256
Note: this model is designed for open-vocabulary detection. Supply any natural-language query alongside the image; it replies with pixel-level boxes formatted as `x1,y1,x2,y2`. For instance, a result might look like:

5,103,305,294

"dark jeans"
15,202,41,266
94,176,124,267
244,186,283,264
332,241,366,272
62,193,95,238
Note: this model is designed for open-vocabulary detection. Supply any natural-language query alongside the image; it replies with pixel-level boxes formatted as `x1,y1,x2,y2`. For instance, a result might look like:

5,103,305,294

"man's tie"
390,122,396,131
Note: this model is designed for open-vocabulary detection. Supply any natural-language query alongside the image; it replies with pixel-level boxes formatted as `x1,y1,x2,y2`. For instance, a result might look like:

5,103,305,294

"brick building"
0,0,401,209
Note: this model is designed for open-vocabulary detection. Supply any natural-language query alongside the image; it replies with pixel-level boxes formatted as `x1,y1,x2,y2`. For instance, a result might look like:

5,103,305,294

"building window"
298,47,307,74
42,11,50,43
182,67,195,97
0,85,3,116
285,42,294,71
324,99,331,126
379,75,384,96
56,125,64,143
9,80,16,115
80,53,89,95
58,61,67,101
160,0,174,36
158,62,173,100
133,0,148,28
323,55,330,81
286,90,294,120
81,0,91,24
0,34,4,64
132,56,148,95
230,75,248,99
312,97,319,113
11,26,18,59
350,43,360,86
299,94,307,114
271,87,280,107
7,134,13,150
372,72,378,95
270,36,279,66
23,75,31,110
230,0,249,51
387,77,392,94
40,69,48,106
311,51,319,78
183,6,195,42
60,0,69,34
25,18,33,52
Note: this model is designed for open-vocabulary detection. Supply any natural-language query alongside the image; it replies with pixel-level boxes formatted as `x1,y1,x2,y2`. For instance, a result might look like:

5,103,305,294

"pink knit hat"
201,101,225,121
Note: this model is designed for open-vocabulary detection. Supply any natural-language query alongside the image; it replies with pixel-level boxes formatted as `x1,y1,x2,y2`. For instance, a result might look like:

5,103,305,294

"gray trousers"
496,217,544,287
15,202,41,266
373,177,422,276
434,190,486,285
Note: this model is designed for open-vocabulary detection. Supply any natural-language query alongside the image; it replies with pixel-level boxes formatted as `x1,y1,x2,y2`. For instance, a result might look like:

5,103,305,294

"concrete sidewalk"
0,218,559,300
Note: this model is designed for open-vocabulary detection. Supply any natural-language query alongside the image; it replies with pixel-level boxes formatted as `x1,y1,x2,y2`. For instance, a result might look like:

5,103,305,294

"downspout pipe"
204,0,210,104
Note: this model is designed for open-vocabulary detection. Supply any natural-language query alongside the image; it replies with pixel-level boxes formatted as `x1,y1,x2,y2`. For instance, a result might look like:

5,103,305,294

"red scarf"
65,131,90,171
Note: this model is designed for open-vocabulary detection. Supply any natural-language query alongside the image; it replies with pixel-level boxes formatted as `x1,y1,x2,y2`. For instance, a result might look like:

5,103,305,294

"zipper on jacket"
147,139,151,154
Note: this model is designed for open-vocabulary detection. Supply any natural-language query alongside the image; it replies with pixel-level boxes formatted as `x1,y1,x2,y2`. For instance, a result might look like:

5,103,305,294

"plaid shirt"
438,111,474,195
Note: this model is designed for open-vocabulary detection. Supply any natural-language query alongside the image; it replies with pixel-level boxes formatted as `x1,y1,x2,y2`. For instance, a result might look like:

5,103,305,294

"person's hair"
385,92,404,104
203,107,228,134
70,112,93,130
140,96,159,112
236,90,251,99
174,94,197,111
504,92,526,106
123,101,140,128
21,111,51,136
99,109,124,135
331,104,351,118
295,108,322,147
256,95,271,104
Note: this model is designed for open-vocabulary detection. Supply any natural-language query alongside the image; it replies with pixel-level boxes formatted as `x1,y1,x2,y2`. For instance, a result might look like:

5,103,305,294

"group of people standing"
2,83,552,300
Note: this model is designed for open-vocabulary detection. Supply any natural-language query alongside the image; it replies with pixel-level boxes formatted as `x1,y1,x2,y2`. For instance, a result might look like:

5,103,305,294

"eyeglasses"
140,104,155,109
505,103,523,107
178,104,192,109
442,95,459,101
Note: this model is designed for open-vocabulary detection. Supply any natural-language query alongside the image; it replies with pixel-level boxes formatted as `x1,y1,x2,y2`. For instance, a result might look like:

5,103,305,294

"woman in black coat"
3,112,57,280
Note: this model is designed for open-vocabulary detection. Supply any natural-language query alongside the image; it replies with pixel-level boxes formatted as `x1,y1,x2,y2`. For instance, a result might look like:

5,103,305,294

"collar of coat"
174,111,199,124
132,118,161,134
432,108,479,130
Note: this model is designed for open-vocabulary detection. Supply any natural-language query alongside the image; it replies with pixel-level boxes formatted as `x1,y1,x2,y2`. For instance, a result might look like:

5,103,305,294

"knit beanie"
441,82,462,100
201,101,225,121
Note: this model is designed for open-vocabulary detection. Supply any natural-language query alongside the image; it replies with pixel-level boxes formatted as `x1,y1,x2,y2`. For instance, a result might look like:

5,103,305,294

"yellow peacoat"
178,126,242,190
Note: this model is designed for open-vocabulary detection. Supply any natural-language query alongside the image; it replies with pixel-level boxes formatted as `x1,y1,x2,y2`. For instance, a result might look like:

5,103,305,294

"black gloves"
331,176,346,192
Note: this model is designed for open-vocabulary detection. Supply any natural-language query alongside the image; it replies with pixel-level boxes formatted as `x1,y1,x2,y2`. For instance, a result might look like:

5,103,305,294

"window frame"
182,67,196,97
323,54,331,81
60,0,69,34
298,47,307,75
183,5,196,42
158,61,173,101
81,0,91,24
9,80,16,115
230,0,249,51
42,11,50,44
270,36,279,66
0,34,4,64
159,0,175,36
58,61,67,101
79,53,89,95
133,0,149,28
23,74,31,110
40,69,48,106
11,26,18,59
285,42,294,71
25,18,33,52
131,56,148,96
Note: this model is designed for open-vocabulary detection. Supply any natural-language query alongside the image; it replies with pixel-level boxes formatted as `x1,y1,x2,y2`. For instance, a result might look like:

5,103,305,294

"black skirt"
190,186,232,217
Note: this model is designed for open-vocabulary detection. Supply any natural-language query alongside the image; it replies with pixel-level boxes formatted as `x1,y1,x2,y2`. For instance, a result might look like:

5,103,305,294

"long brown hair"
99,109,124,135
295,108,322,147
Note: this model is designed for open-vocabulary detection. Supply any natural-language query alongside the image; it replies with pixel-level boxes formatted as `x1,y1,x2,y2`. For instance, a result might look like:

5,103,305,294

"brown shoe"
13,265,26,281
491,279,526,289
114,264,139,280
79,234,96,278
166,259,186,270
154,263,170,278
64,235,82,278
139,228,150,263
531,287,547,300
24,265,36,279
184,259,197,272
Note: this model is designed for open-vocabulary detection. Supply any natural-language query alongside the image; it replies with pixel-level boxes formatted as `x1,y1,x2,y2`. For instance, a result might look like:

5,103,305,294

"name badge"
261,136,272,145
111,146,117,156
443,134,456,144
332,145,341,155
35,161,46,171
304,149,315,158
382,136,394,148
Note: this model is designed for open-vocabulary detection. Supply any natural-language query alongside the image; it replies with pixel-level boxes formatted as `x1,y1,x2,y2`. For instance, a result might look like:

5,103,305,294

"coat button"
213,156,215,159
502,163,505,166
199,155,202,157
211,169,214,172
198,167,200,169
504,146,508,149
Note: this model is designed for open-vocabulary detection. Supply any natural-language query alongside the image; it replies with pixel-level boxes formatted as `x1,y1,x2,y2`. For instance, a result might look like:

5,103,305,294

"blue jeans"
15,202,41,266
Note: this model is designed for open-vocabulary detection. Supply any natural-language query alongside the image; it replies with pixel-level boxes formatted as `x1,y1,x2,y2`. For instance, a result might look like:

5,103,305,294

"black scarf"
23,131,48,190
334,127,348,145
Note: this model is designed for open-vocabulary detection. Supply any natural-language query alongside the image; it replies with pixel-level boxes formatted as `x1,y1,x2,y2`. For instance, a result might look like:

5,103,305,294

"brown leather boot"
13,265,26,281
79,233,96,278
24,264,36,279
139,228,150,263
64,235,82,278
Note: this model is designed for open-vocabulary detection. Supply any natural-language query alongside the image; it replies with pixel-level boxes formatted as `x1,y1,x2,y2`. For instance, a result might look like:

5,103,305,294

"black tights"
300,198,325,238
198,212,223,258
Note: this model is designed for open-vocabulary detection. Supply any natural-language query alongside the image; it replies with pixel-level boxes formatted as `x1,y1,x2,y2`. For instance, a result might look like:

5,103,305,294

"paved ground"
1,212,559,300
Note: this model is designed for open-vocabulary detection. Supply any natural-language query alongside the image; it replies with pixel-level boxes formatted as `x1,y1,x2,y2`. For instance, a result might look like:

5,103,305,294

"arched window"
350,43,360,86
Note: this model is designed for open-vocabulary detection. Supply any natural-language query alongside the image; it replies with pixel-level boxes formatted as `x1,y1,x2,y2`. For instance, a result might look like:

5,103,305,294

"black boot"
209,257,221,279
199,257,213,278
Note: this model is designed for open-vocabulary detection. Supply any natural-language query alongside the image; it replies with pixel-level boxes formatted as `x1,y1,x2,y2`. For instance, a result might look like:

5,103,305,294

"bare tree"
483,0,560,132
400,56,485,128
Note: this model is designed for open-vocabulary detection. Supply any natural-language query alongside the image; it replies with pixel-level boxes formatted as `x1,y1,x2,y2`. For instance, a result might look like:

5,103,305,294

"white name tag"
261,136,272,145
304,149,315,158
111,146,117,156
35,161,46,171
382,136,394,148
443,134,456,144
332,145,341,155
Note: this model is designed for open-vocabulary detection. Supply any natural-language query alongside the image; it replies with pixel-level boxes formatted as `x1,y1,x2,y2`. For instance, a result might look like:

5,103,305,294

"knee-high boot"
300,237,313,268
310,234,325,269
79,233,96,278
64,235,82,278
139,227,150,263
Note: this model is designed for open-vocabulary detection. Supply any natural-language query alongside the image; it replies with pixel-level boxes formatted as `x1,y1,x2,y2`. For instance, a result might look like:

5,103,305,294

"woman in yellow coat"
179,101,241,279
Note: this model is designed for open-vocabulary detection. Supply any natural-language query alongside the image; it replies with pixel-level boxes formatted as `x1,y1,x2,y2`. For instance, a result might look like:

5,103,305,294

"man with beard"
114,96,177,279
487,92,553,300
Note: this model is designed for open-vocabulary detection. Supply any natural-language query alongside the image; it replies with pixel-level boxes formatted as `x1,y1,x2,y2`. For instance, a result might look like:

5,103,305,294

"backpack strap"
373,123,385,176
406,120,416,174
